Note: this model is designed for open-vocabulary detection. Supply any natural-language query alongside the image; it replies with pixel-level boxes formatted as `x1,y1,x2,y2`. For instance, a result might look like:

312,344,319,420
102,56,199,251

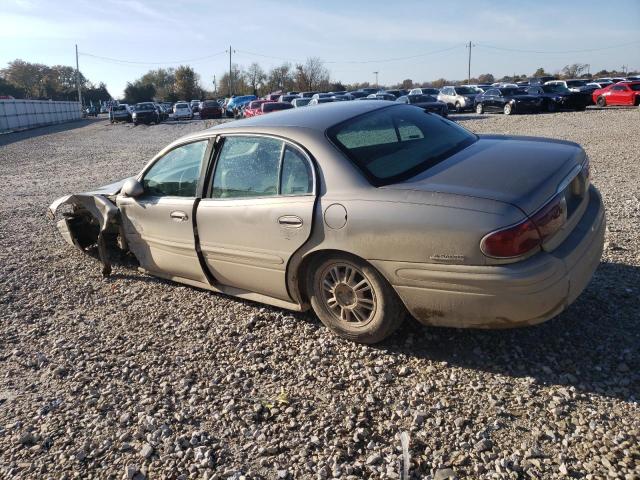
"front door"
196,135,316,301
118,139,211,283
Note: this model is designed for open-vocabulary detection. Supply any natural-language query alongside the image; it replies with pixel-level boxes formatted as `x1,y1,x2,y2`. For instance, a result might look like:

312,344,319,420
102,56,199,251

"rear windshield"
408,94,437,103
454,86,476,95
327,105,476,186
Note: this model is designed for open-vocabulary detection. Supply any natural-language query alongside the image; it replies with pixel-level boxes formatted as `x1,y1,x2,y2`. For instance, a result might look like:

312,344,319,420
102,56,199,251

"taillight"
481,218,541,258
481,193,567,259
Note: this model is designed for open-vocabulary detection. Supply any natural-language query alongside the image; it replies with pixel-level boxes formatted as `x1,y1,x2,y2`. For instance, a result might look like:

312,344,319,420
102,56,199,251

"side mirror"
121,178,144,198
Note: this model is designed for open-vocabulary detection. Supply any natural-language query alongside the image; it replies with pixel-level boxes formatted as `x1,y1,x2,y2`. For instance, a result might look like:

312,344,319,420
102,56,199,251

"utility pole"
75,44,83,107
227,45,235,97
373,71,379,88
466,41,474,85
213,75,217,95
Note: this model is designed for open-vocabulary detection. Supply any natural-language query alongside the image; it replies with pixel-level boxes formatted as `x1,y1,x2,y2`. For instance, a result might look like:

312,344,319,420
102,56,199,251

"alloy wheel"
319,262,377,326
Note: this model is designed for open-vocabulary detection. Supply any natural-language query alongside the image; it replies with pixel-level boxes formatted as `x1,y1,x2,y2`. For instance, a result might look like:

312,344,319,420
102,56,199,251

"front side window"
328,105,476,186
142,140,208,197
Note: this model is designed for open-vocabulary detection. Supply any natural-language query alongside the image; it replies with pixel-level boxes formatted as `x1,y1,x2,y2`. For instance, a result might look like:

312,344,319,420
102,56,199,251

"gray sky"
1,0,639,98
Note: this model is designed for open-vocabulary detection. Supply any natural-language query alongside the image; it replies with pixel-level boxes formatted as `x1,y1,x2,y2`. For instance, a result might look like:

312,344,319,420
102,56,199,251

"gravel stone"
0,111,639,478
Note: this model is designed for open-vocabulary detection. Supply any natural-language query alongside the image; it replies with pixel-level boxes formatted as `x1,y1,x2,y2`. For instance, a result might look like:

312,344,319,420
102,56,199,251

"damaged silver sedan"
50,101,605,343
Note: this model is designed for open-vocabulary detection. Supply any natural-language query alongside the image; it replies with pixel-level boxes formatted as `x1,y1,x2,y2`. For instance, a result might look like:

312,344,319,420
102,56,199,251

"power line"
475,40,640,55
78,51,227,66
234,44,465,65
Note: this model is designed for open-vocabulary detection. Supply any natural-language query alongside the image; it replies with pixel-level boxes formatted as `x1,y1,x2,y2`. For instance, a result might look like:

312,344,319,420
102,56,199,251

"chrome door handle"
170,211,188,222
278,215,303,228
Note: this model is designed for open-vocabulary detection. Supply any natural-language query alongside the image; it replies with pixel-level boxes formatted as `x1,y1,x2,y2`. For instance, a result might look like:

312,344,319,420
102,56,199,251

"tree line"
1,58,637,104
0,59,111,104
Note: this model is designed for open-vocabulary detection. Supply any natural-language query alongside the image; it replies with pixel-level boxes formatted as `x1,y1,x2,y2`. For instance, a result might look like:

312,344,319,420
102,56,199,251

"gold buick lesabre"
49,101,605,343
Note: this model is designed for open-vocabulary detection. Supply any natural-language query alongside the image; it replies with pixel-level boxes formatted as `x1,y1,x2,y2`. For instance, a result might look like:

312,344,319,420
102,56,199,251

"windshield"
422,88,440,95
543,85,570,93
327,106,476,186
500,88,520,96
175,103,188,109
454,86,476,95
135,103,154,111
114,106,126,111
566,80,586,87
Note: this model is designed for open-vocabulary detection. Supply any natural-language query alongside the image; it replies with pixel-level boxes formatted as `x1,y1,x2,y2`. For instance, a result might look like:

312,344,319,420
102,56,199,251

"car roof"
206,100,395,132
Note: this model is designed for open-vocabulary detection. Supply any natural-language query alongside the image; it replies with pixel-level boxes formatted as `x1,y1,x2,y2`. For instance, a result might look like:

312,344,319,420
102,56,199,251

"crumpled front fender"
48,194,121,276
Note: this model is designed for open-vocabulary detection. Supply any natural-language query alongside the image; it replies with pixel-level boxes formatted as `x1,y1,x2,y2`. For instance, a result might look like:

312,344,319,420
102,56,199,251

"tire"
475,103,484,114
133,121,138,126
547,101,557,112
503,103,513,115
455,102,463,113
307,254,405,344
597,96,606,107
634,97,640,106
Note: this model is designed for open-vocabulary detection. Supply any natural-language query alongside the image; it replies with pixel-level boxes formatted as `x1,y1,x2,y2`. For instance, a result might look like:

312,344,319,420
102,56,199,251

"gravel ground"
0,109,638,480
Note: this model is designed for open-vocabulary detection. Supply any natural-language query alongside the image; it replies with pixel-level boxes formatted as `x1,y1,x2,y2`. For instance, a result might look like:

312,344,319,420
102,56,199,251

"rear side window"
328,106,476,186
211,137,313,198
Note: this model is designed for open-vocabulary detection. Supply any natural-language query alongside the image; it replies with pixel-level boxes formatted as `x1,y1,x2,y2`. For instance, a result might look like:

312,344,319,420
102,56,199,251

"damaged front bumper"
48,179,130,276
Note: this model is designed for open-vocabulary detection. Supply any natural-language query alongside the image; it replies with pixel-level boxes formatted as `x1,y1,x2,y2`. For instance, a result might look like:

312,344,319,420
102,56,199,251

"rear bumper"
372,185,605,329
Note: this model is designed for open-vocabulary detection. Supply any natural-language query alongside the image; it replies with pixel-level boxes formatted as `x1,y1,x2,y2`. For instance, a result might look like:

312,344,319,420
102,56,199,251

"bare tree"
246,62,266,96
562,63,589,79
295,57,329,91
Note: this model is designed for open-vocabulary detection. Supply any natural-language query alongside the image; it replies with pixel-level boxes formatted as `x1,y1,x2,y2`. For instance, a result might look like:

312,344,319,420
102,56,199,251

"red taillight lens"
481,193,567,259
481,219,541,258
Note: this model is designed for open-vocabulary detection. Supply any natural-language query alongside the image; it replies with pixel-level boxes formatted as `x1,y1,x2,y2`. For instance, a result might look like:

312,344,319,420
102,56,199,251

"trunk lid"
384,135,585,215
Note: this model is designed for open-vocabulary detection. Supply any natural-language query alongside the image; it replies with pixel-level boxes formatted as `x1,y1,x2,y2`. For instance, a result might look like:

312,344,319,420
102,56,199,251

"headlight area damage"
47,180,129,276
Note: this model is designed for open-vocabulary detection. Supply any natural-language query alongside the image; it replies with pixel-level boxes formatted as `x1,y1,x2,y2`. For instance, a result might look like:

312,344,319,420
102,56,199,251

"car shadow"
0,118,99,147
378,261,639,403
101,251,638,403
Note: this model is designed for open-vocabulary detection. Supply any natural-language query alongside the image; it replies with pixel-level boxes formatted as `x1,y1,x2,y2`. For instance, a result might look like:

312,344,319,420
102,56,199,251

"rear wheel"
455,102,463,113
307,254,404,344
634,97,640,106
547,101,557,112
597,96,606,107
476,103,484,114
503,103,513,115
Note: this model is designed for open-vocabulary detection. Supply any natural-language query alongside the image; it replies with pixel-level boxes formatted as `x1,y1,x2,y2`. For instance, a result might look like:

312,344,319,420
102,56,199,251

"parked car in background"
154,104,169,122
437,86,480,112
311,93,334,101
396,94,448,117
109,104,131,123
243,100,272,118
49,101,604,344
199,100,223,119
309,97,336,105
383,89,408,99
529,76,556,85
85,106,99,117
526,84,590,112
592,81,640,107
409,87,440,96
278,94,298,103
346,91,369,99
173,102,193,120
298,91,320,98
260,102,294,115
358,88,379,95
365,93,397,101
190,100,201,113
474,87,542,115
132,103,159,125
225,95,257,117
291,97,312,107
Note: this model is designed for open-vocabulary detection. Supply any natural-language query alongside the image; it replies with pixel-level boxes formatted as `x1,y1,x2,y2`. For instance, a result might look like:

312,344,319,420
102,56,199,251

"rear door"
196,135,316,301
117,139,211,283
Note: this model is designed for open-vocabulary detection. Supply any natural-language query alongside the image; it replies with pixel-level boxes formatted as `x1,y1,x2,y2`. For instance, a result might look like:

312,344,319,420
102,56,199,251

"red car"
199,100,223,119
243,100,272,118
592,81,640,107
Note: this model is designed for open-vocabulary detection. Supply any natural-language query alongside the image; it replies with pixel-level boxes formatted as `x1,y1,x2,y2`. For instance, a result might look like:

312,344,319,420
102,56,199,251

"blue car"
225,95,257,118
